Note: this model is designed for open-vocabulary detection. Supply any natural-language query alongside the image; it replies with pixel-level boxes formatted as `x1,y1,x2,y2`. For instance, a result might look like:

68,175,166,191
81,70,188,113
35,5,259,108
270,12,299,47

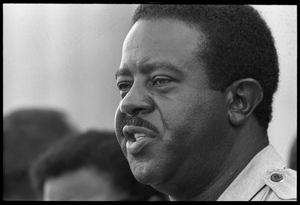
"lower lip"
126,137,152,155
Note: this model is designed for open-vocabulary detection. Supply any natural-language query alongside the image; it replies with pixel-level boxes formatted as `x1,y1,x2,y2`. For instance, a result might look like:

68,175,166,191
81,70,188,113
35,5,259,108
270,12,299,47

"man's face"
114,19,230,188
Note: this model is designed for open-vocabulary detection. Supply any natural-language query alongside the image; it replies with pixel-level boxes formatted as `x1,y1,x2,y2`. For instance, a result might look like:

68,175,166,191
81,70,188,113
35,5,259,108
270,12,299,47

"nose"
119,83,154,116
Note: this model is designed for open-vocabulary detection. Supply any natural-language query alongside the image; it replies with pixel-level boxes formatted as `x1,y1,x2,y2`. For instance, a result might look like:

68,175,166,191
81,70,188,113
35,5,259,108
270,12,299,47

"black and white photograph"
3,4,297,201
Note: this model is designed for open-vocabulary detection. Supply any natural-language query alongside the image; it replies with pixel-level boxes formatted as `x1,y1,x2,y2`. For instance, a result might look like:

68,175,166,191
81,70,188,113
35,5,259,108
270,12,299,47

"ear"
226,78,263,126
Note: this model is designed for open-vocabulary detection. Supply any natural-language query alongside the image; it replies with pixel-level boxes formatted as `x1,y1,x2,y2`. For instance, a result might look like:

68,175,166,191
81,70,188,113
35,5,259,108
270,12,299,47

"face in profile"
114,18,230,190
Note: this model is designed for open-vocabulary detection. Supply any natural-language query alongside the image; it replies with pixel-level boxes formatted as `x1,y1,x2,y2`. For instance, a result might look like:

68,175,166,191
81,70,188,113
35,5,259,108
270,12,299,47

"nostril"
132,108,146,116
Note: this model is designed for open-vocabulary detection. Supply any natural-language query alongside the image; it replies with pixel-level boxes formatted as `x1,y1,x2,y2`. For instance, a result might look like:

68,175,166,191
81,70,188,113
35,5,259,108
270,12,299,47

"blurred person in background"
30,130,168,201
3,108,78,201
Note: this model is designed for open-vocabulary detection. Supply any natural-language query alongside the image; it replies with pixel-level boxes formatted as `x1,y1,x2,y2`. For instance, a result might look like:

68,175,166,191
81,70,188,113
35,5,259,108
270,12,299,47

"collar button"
270,173,283,182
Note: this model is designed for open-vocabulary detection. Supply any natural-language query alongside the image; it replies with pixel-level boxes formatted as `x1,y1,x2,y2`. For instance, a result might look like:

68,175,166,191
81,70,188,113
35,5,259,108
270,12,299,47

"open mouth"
133,133,148,141
123,125,155,141
122,125,156,155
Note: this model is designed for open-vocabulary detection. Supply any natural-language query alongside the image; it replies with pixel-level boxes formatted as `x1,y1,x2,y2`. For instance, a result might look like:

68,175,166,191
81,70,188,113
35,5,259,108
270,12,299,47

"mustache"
121,115,159,134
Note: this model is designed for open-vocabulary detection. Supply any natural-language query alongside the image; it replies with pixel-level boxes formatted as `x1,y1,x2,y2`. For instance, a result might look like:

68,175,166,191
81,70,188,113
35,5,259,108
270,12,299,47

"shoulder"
262,168,297,201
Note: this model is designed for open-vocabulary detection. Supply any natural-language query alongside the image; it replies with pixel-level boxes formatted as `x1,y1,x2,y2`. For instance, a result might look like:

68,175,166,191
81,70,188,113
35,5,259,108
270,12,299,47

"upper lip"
122,125,156,141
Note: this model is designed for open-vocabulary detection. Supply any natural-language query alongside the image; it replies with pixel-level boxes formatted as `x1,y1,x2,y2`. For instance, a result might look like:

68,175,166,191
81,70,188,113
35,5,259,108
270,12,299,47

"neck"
164,118,269,201
192,118,269,201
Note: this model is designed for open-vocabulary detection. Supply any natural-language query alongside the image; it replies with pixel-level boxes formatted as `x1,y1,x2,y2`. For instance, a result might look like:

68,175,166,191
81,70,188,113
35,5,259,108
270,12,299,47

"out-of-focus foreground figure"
3,108,77,200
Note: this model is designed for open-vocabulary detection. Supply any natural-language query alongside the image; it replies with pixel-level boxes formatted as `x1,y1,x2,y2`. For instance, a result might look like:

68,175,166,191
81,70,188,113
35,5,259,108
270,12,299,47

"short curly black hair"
30,130,166,200
132,4,279,130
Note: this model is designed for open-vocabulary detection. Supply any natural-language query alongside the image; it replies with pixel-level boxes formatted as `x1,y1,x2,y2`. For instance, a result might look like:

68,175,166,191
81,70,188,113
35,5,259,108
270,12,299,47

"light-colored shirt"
217,145,297,201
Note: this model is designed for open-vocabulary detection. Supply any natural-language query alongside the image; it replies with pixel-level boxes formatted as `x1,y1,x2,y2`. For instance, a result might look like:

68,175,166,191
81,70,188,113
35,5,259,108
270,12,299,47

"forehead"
120,18,205,69
43,168,124,200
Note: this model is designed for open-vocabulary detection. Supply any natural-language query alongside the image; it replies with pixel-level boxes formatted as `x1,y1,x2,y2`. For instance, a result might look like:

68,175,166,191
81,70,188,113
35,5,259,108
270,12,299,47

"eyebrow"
115,67,131,79
115,61,183,79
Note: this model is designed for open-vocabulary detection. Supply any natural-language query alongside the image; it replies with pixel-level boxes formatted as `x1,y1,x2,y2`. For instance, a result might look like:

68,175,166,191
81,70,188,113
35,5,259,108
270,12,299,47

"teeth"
134,133,146,140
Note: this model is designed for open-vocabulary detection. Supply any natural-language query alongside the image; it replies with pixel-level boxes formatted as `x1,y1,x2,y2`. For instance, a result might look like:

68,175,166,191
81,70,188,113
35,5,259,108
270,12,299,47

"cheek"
162,97,206,131
162,92,227,142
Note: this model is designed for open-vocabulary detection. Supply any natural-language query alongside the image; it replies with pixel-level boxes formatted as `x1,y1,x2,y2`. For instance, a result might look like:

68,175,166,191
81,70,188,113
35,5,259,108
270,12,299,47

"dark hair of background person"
3,108,78,201
132,4,279,131
30,130,167,201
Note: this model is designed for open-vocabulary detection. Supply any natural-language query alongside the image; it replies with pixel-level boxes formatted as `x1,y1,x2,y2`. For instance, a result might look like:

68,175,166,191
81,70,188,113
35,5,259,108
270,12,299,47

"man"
114,5,297,201
30,130,167,201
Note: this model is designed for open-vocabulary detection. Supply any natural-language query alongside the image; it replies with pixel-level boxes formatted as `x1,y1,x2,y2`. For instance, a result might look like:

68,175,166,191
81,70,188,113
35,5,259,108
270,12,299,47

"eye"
117,82,132,92
152,77,173,87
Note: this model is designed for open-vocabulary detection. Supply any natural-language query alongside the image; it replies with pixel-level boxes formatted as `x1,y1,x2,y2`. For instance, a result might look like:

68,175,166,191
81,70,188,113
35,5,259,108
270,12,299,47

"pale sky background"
3,4,297,163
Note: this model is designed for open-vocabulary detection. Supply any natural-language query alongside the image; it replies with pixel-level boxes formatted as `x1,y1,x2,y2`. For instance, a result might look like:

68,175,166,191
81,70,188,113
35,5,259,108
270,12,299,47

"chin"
133,172,153,185
129,160,160,185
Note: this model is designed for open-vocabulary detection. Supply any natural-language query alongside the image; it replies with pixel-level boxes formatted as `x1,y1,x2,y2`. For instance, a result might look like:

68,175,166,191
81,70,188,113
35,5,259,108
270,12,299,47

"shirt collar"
217,144,286,201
